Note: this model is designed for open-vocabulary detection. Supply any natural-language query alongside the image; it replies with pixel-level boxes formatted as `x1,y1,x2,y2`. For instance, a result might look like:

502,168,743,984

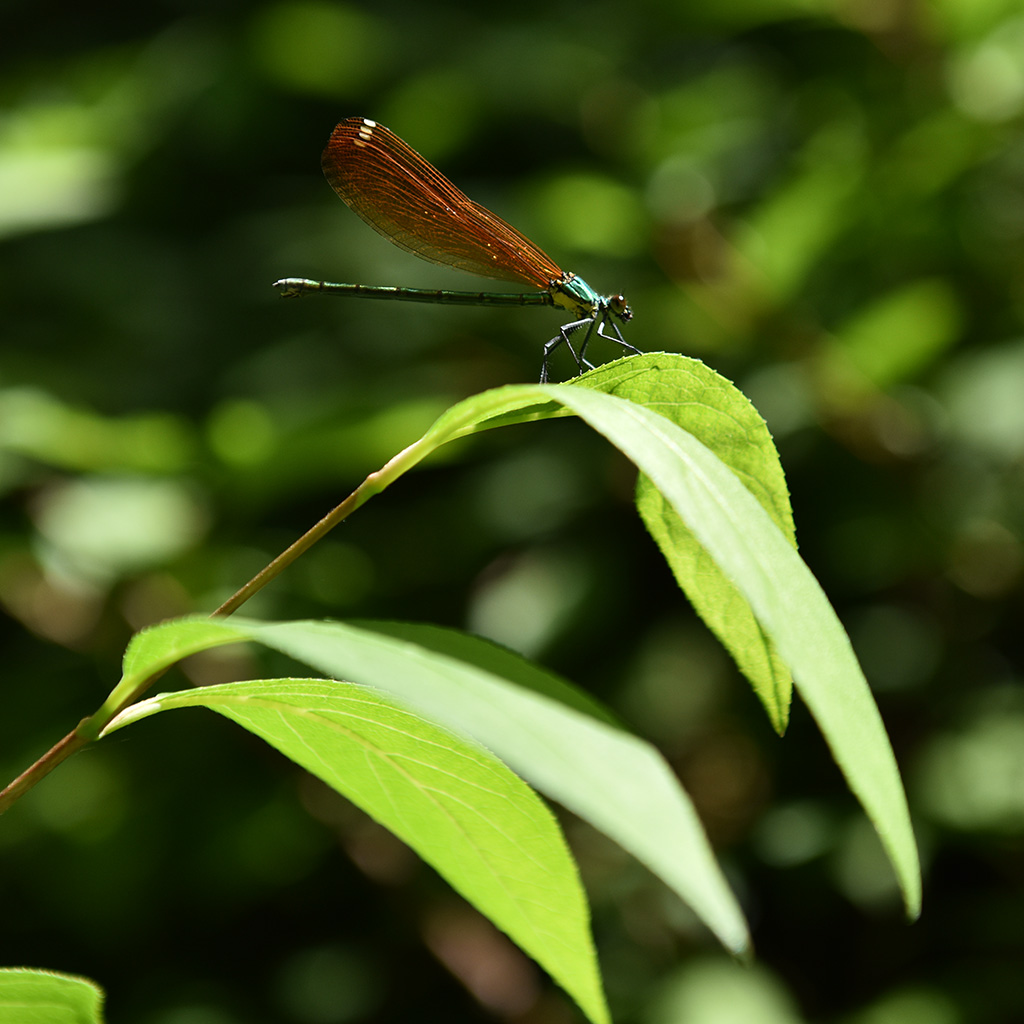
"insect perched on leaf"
275,117,639,381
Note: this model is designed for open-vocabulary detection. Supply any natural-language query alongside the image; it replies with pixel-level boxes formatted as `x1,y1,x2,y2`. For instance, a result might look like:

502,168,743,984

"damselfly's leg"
541,317,594,383
587,317,641,363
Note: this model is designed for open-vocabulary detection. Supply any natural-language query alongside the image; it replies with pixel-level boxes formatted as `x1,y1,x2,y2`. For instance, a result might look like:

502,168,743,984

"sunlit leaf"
107,677,608,1024
0,967,105,1024
246,618,752,954
101,360,921,935
401,370,920,916
107,614,750,955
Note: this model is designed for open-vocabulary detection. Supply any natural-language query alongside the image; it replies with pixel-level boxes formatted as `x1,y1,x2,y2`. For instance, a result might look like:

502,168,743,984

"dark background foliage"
2,0,1024,1021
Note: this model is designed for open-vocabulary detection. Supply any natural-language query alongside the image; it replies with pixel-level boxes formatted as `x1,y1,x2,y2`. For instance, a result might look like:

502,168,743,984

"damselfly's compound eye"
608,295,632,322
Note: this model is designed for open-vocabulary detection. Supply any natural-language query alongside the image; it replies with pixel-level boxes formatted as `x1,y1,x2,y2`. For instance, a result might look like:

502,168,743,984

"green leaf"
0,968,105,1024
538,379,920,918
108,677,608,1024
104,615,750,955
400,354,795,731
371,366,919,916
353,619,622,726
99,356,921,922
243,618,752,955
573,355,795,733
93,616,253,722
121,616,251,681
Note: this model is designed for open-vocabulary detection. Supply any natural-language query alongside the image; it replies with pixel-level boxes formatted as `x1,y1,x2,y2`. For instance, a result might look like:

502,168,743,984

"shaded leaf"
573,355,794,733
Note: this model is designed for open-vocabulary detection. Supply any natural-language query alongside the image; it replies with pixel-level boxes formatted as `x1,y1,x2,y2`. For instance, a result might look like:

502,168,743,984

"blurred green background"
2,0,1024,1021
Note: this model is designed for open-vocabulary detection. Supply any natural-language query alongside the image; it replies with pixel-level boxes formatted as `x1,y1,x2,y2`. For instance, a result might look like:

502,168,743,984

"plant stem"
0,434,436,815
211,437,426,616
0,719,96,815
212,478,369,617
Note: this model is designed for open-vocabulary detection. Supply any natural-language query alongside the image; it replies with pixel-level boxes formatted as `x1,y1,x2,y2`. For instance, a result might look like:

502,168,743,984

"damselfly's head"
605,294,632,324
